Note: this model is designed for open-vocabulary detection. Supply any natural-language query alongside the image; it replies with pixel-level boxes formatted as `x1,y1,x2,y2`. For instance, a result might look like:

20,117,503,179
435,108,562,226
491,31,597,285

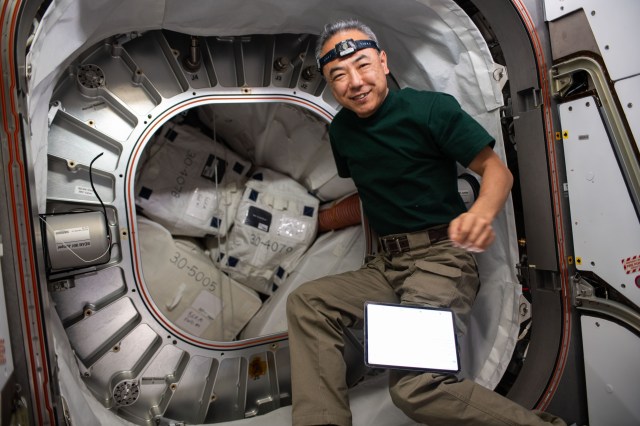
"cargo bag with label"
135,121,251,237
241,224,365,339
137,217,261,341
216,168,319,295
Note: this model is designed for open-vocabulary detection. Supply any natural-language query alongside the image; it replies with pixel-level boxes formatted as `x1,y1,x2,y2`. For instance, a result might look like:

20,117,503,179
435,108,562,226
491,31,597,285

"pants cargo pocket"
402,260,464,308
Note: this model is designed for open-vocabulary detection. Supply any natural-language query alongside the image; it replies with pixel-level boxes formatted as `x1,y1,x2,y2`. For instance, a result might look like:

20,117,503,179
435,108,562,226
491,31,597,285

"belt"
379,226,449,255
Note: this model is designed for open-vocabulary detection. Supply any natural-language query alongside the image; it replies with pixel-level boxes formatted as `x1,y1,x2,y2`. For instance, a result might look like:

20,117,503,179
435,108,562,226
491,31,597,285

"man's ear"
379,50,390,75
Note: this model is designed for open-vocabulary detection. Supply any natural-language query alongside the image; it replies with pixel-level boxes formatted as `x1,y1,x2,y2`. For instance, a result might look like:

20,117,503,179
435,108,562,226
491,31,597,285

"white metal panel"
581,316,640,426
560,97,640,308
543,0,581,19
615,75,640,155
544,0,640,81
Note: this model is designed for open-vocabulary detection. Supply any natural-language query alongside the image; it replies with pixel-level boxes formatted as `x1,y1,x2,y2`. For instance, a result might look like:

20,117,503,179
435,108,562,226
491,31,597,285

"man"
286,19,566,426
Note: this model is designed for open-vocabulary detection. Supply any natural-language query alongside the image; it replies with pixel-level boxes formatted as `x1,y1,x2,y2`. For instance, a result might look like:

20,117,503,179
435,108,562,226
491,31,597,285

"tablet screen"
364,302,460,373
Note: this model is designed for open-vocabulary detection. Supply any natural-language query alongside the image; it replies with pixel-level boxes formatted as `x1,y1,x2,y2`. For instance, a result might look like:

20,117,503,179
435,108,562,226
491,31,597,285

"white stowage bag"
135,121,251,237
241,225,365,339
137,217,262,341
216,168,319,295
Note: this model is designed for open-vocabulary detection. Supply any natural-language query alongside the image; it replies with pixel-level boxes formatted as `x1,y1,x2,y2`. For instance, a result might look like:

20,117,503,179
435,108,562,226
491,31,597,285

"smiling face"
321,29,390,118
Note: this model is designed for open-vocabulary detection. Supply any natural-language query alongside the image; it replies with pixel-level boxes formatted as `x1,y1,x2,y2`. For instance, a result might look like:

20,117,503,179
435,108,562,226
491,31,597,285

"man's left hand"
448,211,495,252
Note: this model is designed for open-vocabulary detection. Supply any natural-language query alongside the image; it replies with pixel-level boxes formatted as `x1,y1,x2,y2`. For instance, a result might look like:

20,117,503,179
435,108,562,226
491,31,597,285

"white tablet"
364,301,460,373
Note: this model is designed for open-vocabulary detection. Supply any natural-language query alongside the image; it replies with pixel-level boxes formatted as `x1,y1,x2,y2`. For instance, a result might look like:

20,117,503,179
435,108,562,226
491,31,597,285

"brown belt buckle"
383,236,404,255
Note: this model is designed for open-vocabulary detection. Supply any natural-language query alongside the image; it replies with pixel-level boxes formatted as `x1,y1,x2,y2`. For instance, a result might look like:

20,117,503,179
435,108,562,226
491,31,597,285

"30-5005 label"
169,251,217,292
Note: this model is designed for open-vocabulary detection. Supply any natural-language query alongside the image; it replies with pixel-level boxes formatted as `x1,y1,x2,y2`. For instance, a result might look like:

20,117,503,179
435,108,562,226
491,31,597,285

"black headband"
317,38,380,72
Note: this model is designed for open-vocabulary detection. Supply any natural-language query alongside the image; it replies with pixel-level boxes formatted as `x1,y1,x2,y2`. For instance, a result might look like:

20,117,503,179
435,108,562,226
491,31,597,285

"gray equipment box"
43,211,111,270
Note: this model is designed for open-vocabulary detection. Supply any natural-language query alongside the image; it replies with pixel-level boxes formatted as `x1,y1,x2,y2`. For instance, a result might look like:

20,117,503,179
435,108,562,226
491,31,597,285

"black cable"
89,152,111,241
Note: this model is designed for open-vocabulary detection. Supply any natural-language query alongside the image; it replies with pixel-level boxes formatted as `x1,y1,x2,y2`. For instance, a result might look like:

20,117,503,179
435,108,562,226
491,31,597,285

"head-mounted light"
317,38,380,72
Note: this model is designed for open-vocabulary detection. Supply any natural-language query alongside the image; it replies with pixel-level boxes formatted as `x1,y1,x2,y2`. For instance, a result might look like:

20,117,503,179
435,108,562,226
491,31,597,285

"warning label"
55,226,91,251
74,185,95,196
622,255,640,274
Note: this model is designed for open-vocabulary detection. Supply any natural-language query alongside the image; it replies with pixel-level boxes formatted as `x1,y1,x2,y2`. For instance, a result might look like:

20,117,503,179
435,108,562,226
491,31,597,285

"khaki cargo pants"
286,234,566,426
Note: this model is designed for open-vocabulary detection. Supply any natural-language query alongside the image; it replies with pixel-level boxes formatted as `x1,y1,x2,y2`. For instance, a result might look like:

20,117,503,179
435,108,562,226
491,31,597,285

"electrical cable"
89,152,110,229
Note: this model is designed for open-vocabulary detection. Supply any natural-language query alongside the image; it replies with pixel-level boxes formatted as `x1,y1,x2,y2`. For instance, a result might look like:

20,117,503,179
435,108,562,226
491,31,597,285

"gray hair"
315,19,379,63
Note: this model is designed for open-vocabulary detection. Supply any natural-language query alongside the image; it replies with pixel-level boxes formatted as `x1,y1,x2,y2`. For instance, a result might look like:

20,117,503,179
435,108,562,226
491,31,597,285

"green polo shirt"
329,88,494,236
